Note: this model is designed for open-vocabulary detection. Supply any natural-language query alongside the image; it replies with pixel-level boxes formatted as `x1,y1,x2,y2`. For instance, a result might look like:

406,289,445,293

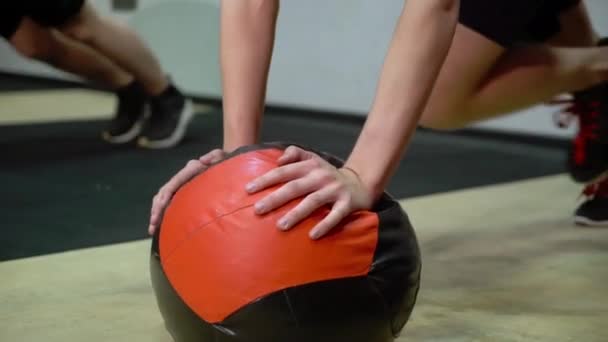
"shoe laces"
551,97,601,165
582,178,608,199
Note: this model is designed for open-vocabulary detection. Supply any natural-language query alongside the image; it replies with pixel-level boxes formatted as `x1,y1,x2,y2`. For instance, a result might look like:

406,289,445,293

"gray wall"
2,0,607,138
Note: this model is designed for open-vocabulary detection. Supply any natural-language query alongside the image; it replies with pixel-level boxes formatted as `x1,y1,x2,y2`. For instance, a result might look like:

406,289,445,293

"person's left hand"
245,146,375,239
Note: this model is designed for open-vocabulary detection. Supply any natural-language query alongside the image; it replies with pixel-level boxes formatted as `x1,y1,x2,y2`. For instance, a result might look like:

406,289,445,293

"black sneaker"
575,179,608,227
137,84,194,149
102,81,148,144
560,38,608,183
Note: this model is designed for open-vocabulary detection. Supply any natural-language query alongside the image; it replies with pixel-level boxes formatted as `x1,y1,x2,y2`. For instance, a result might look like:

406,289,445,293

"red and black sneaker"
556,88,608,183
575,179,608,227
554,38,608,183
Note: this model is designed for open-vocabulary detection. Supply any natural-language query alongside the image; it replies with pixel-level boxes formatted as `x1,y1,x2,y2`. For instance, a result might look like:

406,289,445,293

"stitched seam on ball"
163,203,256,261
162,207,380,277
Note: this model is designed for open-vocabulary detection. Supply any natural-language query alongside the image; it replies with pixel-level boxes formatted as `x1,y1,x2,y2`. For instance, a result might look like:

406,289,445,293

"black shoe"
575,179,608,227
102,81,148,144
137,84,194,149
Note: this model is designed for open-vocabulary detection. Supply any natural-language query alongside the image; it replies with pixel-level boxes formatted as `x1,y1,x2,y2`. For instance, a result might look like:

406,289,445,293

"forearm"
345,0,459,198
220,0,279,151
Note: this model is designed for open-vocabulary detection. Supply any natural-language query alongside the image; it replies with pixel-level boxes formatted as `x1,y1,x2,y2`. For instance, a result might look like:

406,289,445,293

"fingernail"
254,202,266,214
277,218,290,230
310,230,320,240
246,183,257,193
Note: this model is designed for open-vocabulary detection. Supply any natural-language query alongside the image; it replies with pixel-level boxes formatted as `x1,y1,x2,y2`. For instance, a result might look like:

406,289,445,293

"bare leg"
468,44,606,123
58,1,168,95
10,17,133,89
419,4,607,130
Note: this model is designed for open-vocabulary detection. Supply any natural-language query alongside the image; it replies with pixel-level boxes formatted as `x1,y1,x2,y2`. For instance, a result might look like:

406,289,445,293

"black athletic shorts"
0,0,85,39
459,0,582,47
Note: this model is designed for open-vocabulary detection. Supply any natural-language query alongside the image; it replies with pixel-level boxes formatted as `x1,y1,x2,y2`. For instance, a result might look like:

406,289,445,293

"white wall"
2,0,607,138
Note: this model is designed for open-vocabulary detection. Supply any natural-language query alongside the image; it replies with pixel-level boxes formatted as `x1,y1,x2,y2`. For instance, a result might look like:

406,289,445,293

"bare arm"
220,0,280,151
344,0,460,198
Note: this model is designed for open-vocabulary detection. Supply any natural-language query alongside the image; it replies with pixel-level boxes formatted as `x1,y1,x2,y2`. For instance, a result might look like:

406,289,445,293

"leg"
419,0,605,129
34,0,195,148
56,1,167,95
550,1,608,226
419,25,607,130
9,17,133,89
9,17,150,144
417,0,608,225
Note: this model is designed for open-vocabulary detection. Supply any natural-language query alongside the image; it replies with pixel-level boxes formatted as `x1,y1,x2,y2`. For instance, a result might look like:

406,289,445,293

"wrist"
342,161,385,201
223,126,259,152
223,139,256,153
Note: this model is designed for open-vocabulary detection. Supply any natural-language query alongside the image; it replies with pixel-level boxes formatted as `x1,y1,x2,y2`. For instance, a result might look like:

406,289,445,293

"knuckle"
310,157,323,167
341,193,352,204
286,180,303,193
286,145,300,154
262,195,278,208
308,192,324,206
186,159,201,168
157,190,170,203
330,180,345,192
318,169,335,183
158,184,170,195
327,185,345,199
273,168,286,179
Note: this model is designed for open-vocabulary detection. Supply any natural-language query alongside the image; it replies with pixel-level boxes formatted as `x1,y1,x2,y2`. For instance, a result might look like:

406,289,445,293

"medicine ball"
150,143,421,342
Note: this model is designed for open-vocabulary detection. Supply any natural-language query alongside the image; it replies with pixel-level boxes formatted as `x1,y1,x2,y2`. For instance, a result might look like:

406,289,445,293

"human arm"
148,0,281,234
247,0,461,238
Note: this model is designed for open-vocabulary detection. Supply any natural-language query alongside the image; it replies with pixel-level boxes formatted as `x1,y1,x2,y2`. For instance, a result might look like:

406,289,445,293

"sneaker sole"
137,100,195,149
574,216,608,227
102,107,149,144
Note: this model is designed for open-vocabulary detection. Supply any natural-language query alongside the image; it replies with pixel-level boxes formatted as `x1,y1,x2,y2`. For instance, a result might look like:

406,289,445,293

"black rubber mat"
0,72,87,91
0,107,568,261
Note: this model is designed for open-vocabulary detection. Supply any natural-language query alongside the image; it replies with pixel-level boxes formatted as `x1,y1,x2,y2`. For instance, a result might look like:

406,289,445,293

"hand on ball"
245,146,375,239
148,149,226,235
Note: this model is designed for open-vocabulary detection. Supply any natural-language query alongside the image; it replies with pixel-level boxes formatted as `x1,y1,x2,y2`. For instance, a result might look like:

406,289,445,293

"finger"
149,195,169,235
199,149,225,165
149,195,162,225
276,184,337,230
149,195,166,226
309,200,351,240
254,172,324,215
148,160,205,232
246,159,317,193
278,145,313,165
149,195,164,235
164,159,206,193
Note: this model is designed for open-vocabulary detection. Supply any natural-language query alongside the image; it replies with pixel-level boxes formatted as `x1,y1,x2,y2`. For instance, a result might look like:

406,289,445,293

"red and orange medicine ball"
150,143,421,342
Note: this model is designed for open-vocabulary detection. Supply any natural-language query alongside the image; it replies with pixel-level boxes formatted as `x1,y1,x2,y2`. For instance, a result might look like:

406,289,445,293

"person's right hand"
148,149,226,235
